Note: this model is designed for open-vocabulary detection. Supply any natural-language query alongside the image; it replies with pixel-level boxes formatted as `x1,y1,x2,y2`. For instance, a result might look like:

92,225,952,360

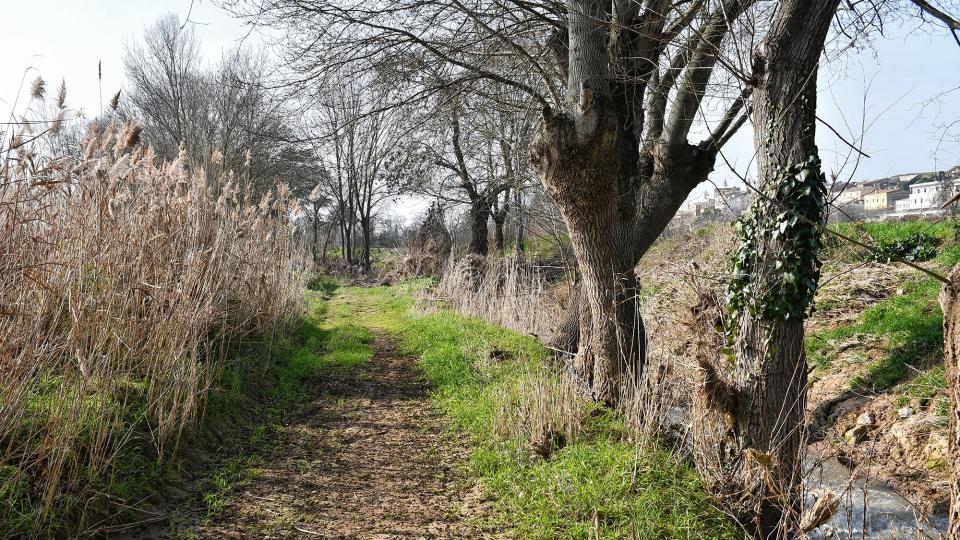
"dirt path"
189,333,495,539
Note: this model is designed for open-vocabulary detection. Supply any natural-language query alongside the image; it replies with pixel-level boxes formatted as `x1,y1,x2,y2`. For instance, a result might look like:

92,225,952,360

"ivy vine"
726,154,827,331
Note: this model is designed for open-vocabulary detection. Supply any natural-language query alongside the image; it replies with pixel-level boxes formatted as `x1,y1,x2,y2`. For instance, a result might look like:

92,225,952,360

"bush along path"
167,281,735,539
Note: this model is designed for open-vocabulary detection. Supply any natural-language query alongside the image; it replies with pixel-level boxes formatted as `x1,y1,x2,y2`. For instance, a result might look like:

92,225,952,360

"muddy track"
180,333,497,539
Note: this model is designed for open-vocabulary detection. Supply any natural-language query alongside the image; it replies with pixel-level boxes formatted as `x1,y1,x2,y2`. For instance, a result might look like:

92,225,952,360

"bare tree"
124,14,207,162
124,14,317,195
314,80,413,271
217,0,773,406
528,0,755,403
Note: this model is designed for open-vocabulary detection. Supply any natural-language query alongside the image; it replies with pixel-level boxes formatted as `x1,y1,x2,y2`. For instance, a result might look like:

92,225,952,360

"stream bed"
806,456,947,539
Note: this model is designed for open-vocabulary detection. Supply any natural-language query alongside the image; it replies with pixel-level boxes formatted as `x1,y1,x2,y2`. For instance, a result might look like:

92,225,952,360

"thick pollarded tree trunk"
530,0,647,403
546,140,721,356
530,98,644,403
941,266,960,539
542,0,750,366
718,1,839,537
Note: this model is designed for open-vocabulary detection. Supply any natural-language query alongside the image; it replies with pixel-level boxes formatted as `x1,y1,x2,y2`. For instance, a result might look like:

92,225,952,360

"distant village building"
668,166,960,233
864,188,908,212
712,186,751,215
909,180,945,212
670,183,752,233
827,169,956,221
833,184,867,206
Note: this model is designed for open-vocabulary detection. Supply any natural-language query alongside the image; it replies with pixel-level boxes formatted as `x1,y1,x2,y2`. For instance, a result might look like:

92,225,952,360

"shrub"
867,232,939,263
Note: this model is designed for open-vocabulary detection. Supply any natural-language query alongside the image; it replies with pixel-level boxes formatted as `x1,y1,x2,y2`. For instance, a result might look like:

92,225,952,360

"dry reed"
433,254,566,341
1,96,306,534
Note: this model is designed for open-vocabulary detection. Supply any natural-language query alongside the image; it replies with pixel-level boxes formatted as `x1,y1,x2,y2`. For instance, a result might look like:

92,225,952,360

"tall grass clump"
1,84,306,535
434,254,566,341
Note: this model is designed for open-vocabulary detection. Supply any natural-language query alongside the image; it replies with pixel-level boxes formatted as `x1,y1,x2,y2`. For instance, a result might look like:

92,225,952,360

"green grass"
0,466,35,536
329,283,739,539
199,280,379,519
807,276,943,391
0,276,378,533
898,365,949,419
828,219,960,265
203,456,262,520
809,219,958,394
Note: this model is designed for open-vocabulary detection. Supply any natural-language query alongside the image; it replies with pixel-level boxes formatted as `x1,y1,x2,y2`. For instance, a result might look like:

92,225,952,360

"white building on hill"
909,180,946,212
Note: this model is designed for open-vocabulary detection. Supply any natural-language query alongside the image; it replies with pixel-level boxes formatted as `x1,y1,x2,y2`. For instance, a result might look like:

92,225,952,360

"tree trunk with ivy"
718,1,838,537
940,266,960,539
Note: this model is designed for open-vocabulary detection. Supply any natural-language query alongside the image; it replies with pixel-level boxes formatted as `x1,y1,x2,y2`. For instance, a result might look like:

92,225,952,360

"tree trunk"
492,213,507,254
548,285,585,355
545,142,716,356
721,2,838,537
535,0,751,403
468,199,490,256
531,91,644,404
312,203,320,262
941,267,960,539
514,187,524,254
338,215,347,262
361,216,372,273
321,217,334,262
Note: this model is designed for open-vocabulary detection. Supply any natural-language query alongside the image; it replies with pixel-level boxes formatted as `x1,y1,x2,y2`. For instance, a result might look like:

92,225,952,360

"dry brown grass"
433,254,566,341
1,95,306,534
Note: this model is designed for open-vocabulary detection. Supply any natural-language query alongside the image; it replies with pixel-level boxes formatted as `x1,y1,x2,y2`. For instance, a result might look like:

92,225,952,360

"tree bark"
721,2,838,537
546,141,716,355
514,186,524,254
468,199,490,256
548,285,585,355
360,215,372,272
541,0,748,362
312,203,320,262
531,84,644,405
493,216,506,253
941,267,960,539
321,215,335,262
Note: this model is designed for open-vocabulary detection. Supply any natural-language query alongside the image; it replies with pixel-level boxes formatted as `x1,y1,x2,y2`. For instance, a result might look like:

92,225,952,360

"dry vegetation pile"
1,110,305,533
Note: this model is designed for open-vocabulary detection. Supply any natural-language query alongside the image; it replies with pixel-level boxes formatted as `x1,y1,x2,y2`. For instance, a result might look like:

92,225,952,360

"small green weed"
203,456,261,520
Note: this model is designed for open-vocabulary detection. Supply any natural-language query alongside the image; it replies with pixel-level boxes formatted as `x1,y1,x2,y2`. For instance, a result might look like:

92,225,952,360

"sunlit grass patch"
329,282,739,539
807,275,943,391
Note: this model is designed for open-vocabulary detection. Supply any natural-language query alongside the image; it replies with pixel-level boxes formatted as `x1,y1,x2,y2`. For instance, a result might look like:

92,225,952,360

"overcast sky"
2,1,958,212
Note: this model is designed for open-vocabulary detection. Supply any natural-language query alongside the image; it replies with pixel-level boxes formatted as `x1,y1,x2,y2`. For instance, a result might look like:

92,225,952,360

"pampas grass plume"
31,77,45,99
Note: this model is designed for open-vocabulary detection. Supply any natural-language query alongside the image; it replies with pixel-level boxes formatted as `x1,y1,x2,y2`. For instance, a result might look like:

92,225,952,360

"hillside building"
864,188,909,212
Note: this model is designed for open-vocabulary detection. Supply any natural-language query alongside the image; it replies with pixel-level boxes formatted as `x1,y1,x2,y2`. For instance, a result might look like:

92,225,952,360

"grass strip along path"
182,280,736,539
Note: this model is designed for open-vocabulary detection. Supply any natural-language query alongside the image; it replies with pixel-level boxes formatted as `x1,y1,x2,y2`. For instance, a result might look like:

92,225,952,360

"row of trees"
122,12,548,276
130,1,959,538
121,14,418,272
